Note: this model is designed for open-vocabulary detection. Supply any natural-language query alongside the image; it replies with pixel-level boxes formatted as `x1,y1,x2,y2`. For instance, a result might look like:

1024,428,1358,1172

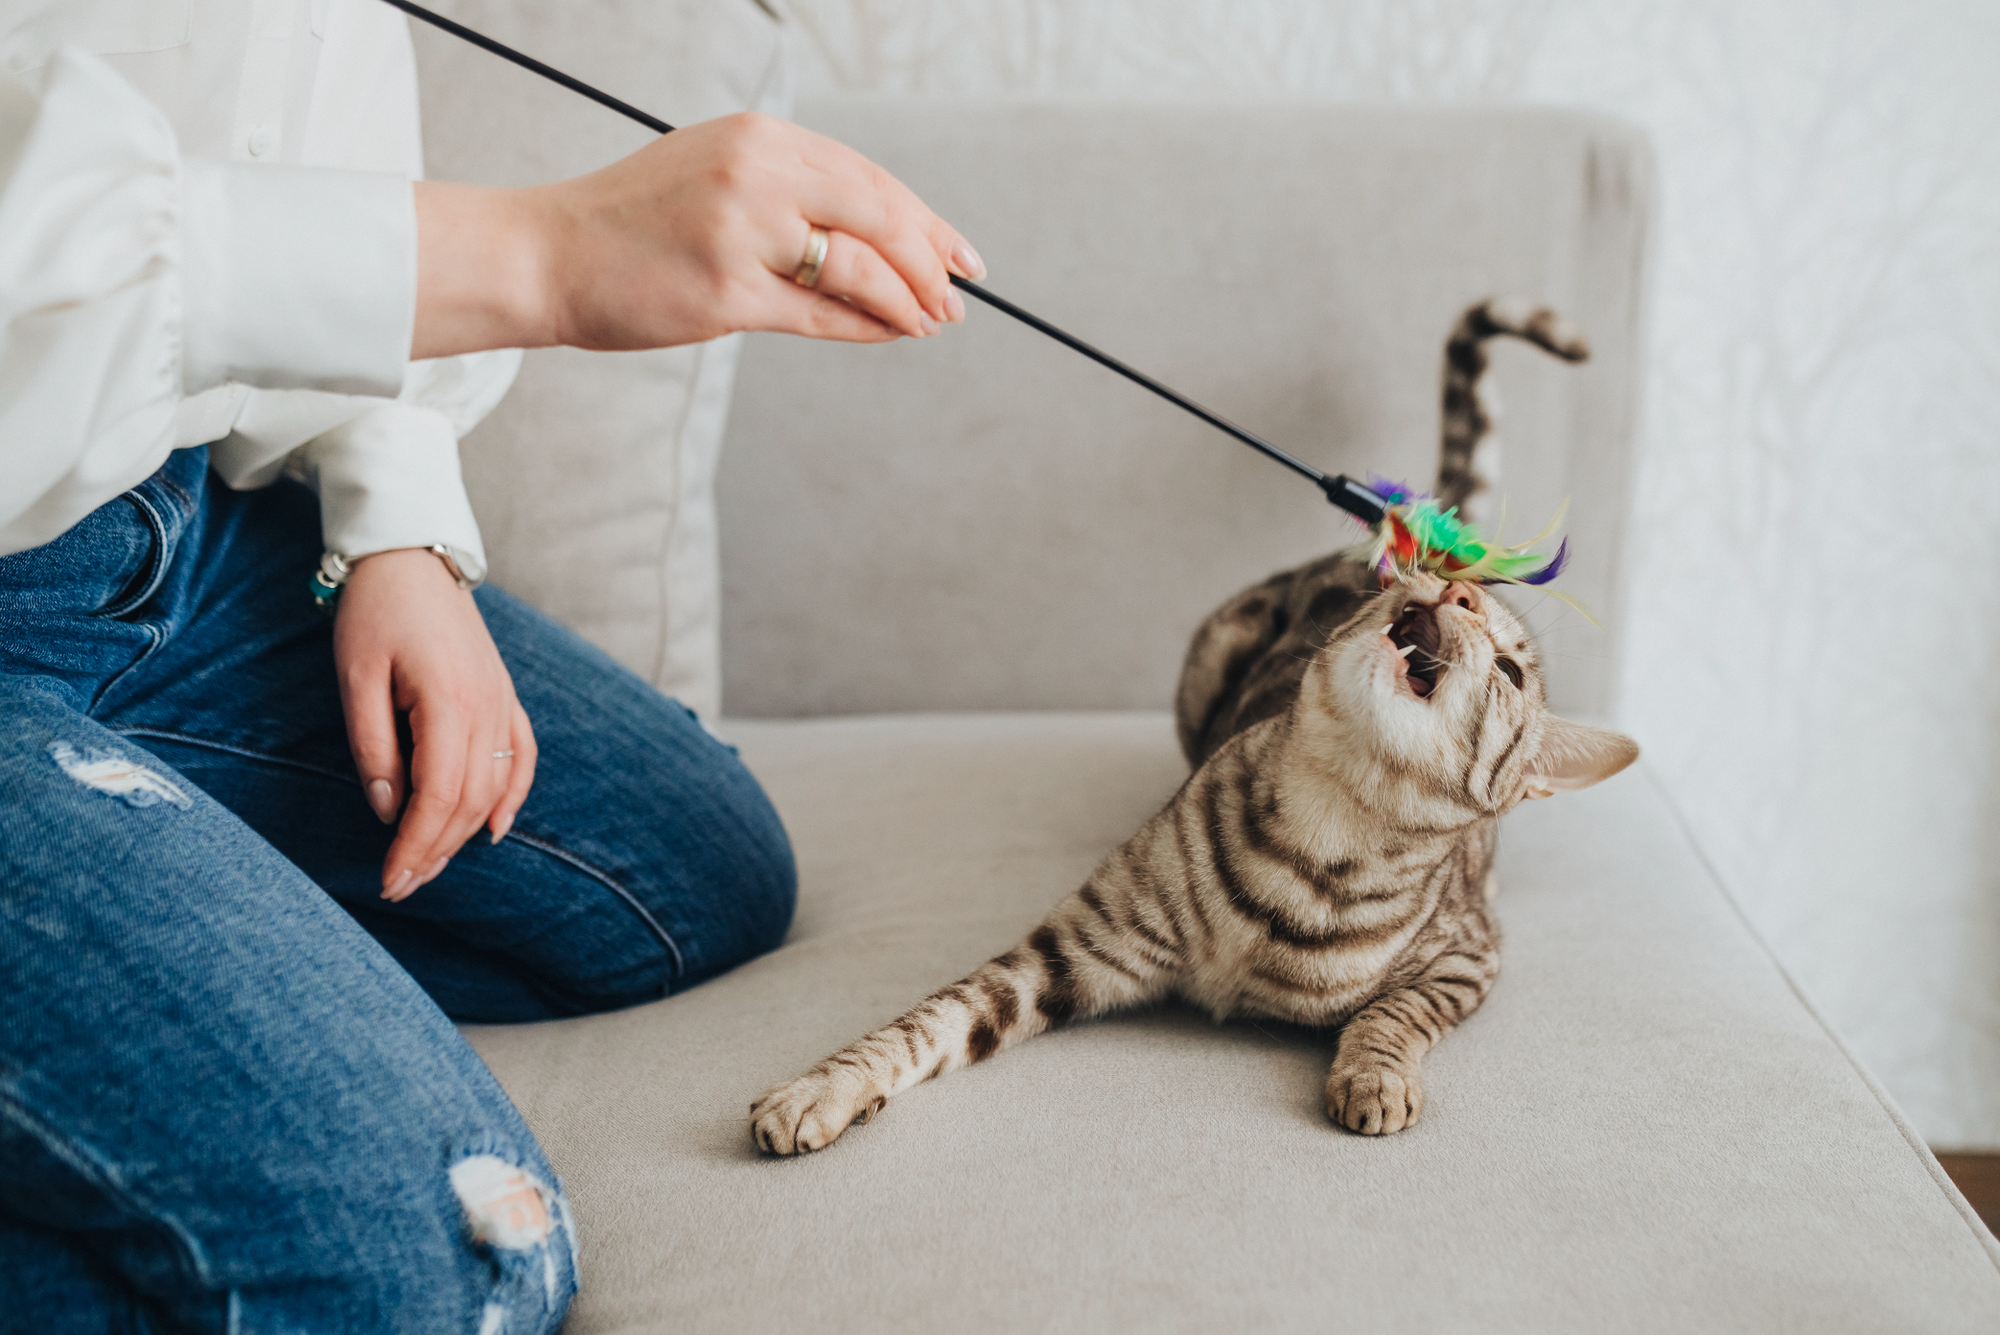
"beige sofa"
415,5,2000,1331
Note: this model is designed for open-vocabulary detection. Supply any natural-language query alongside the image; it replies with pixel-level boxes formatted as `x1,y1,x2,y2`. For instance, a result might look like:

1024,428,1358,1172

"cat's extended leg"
1325,933,1499,1135
751,884,1180,1154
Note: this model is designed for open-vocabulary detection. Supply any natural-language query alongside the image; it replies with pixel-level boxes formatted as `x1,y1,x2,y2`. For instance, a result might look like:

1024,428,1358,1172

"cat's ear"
1519,717,1639,799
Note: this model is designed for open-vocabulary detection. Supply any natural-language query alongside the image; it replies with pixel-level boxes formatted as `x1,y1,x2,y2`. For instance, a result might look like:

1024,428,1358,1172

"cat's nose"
1434,583,1483,616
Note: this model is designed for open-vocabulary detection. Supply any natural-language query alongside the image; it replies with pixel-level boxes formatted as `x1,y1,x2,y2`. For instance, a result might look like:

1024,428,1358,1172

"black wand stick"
378,0,1389,526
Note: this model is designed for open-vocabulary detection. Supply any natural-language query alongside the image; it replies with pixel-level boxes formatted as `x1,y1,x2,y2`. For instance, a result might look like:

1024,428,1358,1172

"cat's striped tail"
1435,298,1589,522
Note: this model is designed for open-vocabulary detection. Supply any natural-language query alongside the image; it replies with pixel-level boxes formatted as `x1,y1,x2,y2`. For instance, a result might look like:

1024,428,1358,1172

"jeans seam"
111,726,689,985
502,830,687,985
109,727,359,787
0,1085,212,1288
88,621,164,716
98,488,169,621
152,468,198,516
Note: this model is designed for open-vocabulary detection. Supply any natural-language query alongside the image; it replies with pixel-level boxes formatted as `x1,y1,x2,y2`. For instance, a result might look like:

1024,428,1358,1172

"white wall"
775,0,2000,1149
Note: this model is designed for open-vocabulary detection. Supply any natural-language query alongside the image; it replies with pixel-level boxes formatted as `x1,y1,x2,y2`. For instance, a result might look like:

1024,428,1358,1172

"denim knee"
431,1139,581,1335
2,1109,578,1334
533,769,797,1008
719,767,799,957
0,677,580,1332
664,741,799,992
523,706,798,1001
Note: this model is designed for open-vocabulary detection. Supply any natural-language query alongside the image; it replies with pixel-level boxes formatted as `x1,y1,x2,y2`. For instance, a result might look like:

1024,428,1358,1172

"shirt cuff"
296,402,488,585
179,159,414,399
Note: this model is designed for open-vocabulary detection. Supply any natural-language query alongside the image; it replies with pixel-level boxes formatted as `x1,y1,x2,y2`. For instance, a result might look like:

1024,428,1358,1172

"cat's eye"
1496,656,1525,689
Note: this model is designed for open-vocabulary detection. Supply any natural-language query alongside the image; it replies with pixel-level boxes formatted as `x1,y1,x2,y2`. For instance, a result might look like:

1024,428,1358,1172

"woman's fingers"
401,717,520,901
787,172,953,325
444,729,509,859
338,659,405,827
757,268,904,343
384,706,524,899
333,549,538,901
385,727,495,899
797,228,940,338
790,127,984,294
383,698,468,901
488,703,537,843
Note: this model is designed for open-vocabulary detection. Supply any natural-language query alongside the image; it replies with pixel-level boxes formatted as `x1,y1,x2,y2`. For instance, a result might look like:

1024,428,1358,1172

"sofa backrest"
718,100,1652,720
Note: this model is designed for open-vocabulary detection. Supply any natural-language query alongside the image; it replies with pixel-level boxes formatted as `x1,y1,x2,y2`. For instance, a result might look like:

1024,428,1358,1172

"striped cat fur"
750,300,1638,1153
1437,295,1591,525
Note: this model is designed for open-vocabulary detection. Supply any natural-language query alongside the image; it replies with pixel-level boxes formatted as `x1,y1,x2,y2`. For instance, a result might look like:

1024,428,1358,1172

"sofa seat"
462,712,2000,1334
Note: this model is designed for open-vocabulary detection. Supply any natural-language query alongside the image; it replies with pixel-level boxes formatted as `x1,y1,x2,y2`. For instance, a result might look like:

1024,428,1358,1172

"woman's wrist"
411,181,559,360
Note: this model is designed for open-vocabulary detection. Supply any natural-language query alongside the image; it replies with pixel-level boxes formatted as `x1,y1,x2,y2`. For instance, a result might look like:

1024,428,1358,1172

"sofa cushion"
411,0,788,718
463,712,2000,1333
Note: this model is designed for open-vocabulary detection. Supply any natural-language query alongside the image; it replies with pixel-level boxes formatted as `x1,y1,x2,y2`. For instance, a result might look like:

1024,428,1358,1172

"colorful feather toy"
1353,477,1571,589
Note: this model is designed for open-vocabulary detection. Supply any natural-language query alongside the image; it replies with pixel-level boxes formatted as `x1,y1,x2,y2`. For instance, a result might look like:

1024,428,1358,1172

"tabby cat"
750,298,1638,1153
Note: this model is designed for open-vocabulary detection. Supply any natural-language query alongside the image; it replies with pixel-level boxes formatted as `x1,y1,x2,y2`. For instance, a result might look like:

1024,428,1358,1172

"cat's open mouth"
1388,603,1446,700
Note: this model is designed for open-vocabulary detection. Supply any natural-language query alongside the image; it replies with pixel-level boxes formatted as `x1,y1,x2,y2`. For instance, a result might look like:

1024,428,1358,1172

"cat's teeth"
1393,644,1417,659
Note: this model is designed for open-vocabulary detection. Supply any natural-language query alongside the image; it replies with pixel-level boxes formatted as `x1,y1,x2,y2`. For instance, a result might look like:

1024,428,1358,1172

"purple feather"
1512,537,1570,586
1366,475,1424,507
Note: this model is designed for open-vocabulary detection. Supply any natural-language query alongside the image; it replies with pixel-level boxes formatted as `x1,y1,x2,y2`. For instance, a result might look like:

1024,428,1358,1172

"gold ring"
793,226,829,289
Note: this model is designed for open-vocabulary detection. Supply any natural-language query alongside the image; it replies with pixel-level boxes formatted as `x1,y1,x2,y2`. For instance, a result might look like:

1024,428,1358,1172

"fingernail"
919,313,940,337
366,778,396,824
944,287,965,323
382,869,413,900
951,238,986,281
490,812,514,844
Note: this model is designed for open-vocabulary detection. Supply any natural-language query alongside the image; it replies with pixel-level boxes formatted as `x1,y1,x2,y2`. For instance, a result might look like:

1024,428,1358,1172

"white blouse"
0,0,516,581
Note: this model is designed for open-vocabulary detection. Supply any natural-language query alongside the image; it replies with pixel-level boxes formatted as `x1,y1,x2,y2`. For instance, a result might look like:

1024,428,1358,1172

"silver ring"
793,226,829,289
492,749,515,759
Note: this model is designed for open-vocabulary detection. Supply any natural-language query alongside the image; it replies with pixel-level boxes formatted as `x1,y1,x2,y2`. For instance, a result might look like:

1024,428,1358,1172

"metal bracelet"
309,550,354,613
427,544,474,590
310,546,471,613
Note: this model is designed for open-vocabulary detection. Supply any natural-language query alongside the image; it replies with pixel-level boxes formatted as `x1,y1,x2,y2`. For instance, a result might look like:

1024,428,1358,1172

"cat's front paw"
1326,1065,1424,1135
749,1067,885,1155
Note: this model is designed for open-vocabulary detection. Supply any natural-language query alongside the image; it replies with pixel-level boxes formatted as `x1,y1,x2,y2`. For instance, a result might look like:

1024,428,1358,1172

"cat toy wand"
377,0,1399,527
380,0,1574,597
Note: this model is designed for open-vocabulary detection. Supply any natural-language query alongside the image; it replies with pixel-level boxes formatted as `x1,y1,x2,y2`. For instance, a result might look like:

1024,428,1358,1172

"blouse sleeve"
0,46,417,556
208,347,523,586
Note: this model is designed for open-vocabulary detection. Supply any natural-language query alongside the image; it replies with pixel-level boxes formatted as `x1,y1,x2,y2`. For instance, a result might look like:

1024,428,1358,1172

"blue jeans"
0,447,796,1332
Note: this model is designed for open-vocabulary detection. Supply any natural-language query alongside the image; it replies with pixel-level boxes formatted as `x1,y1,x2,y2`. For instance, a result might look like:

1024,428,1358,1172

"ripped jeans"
0,447,797,1332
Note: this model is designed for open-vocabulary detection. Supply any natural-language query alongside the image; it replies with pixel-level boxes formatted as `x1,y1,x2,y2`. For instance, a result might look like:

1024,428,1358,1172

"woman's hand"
333,549,536,901
411,112,986,360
